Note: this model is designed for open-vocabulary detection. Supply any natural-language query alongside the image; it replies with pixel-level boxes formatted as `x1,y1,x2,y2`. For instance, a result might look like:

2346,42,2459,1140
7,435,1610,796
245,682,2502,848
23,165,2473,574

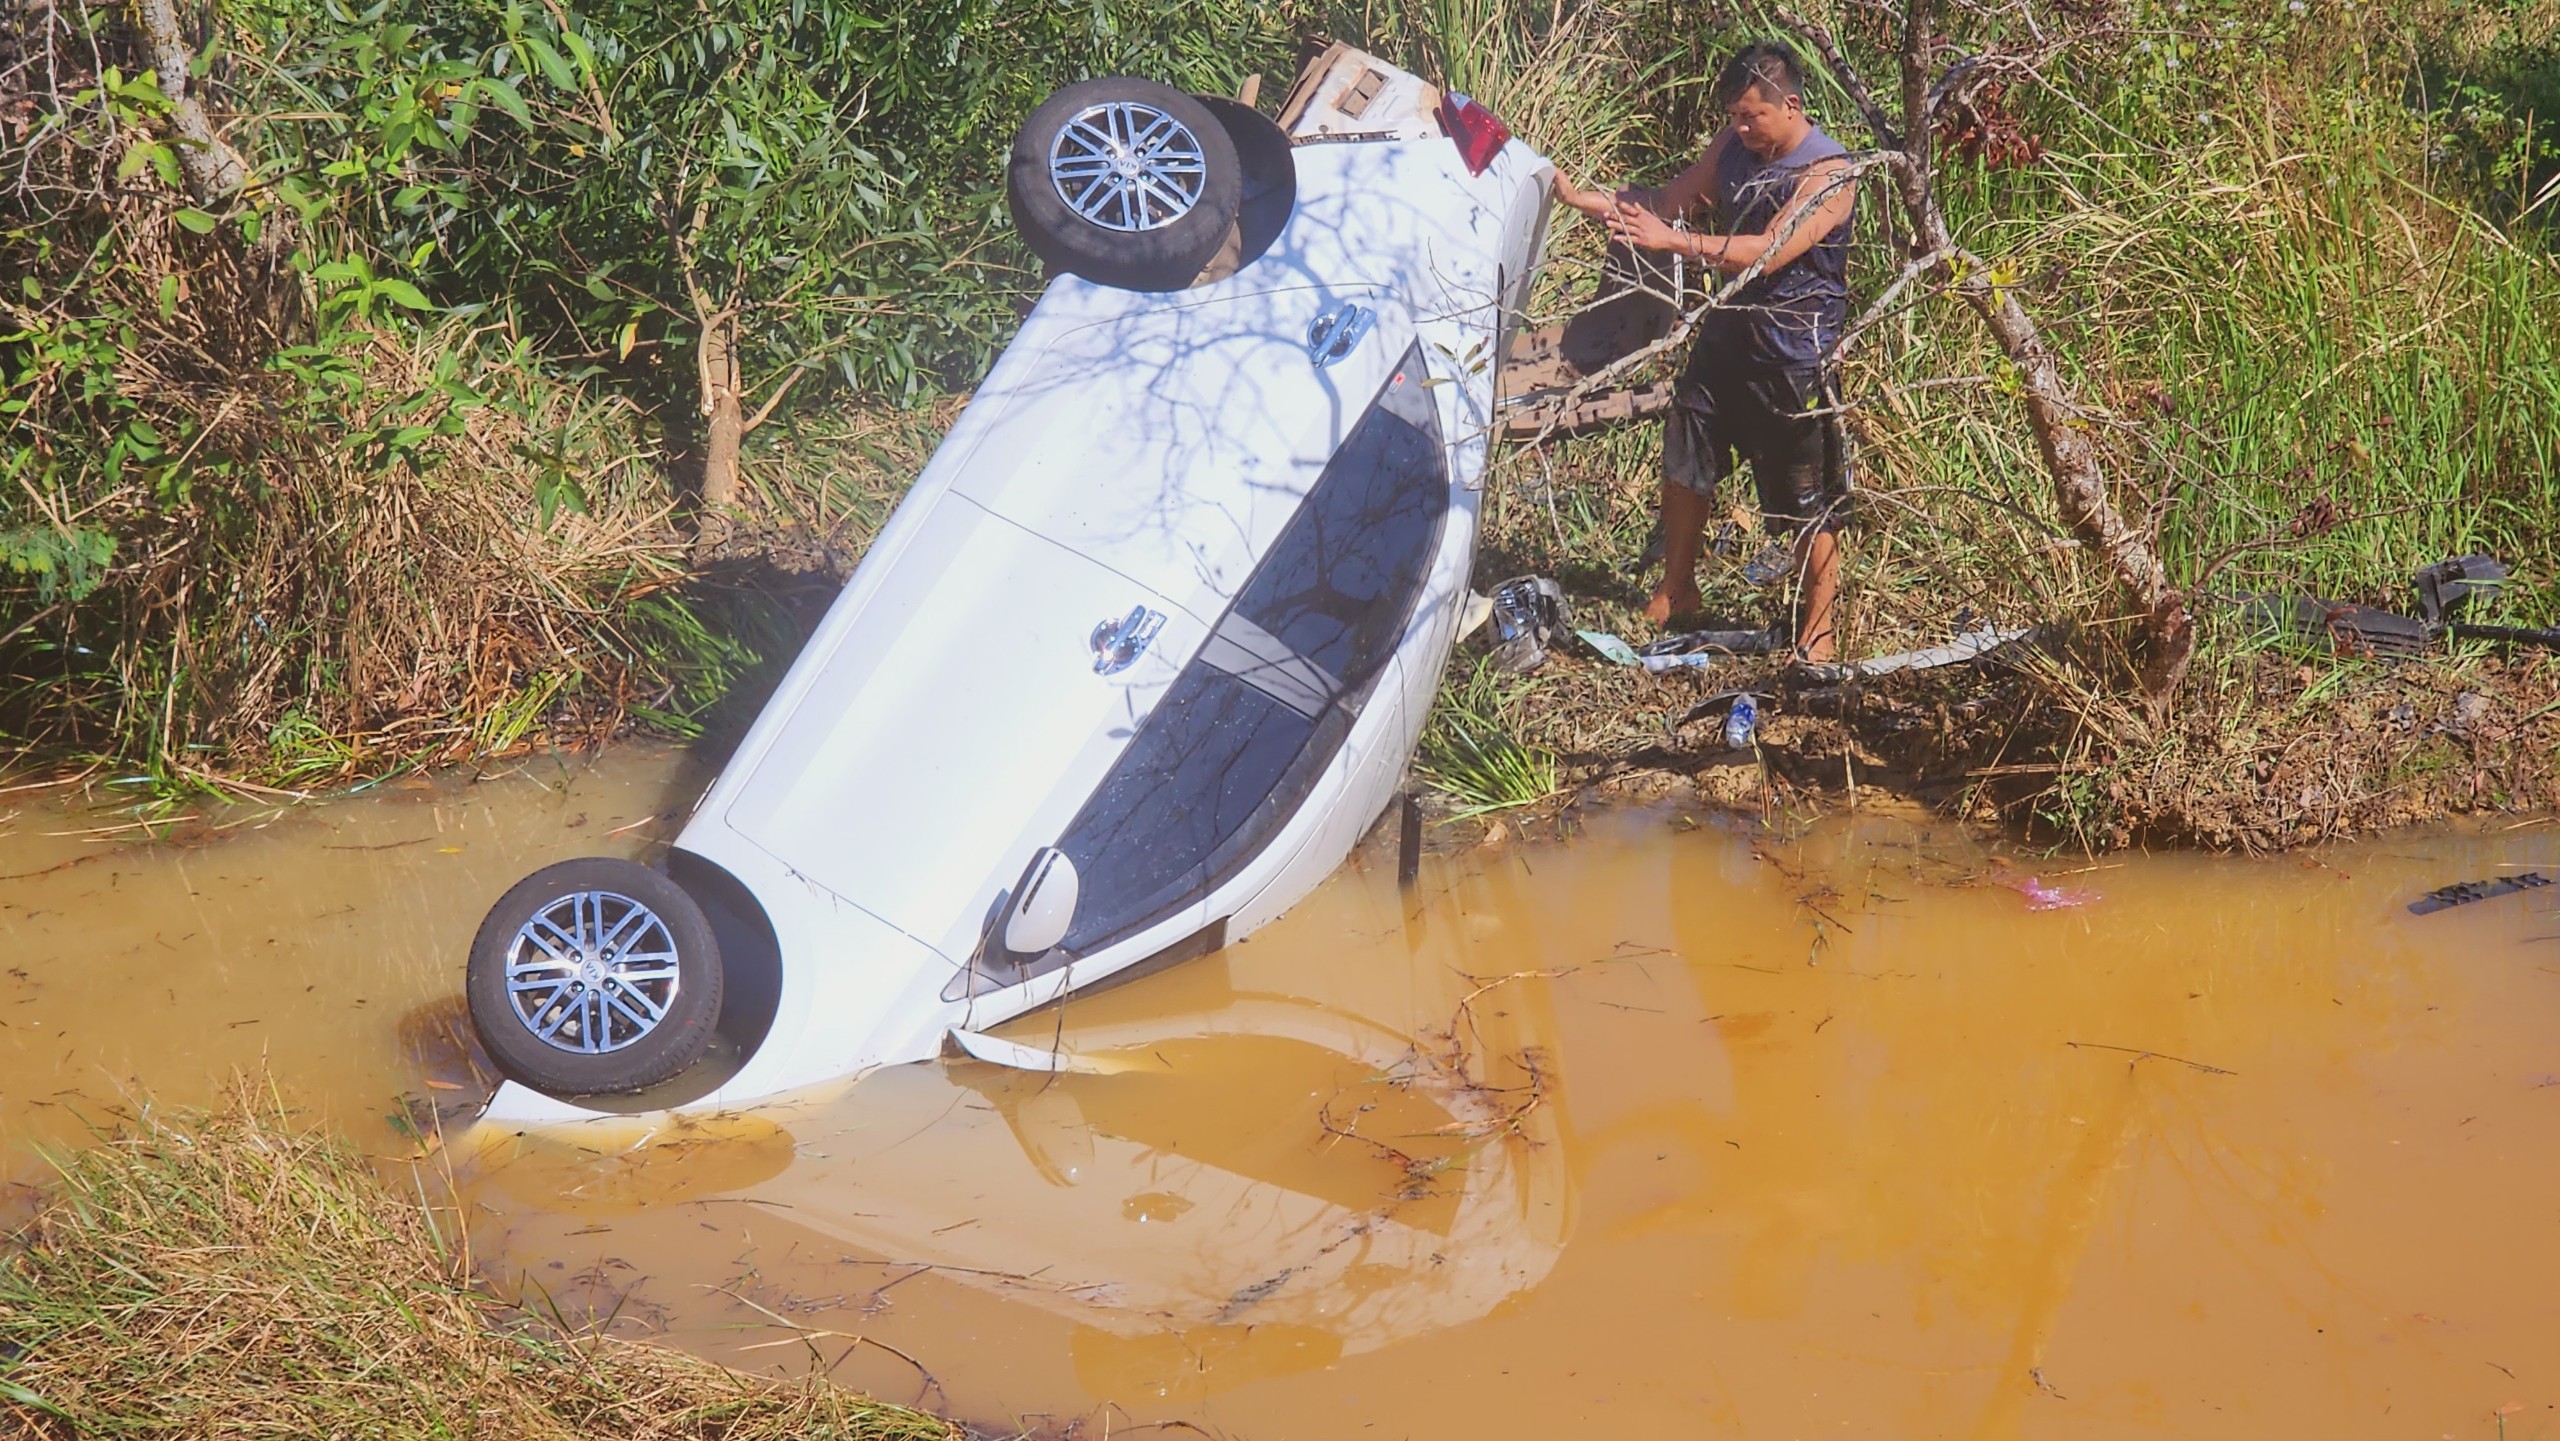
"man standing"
1554,41,1856,660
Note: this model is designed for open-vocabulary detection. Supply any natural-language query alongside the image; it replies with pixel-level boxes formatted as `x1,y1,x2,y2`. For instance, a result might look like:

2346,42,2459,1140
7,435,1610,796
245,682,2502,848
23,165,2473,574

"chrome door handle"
1089,605,1165,675
1306,300,1374,367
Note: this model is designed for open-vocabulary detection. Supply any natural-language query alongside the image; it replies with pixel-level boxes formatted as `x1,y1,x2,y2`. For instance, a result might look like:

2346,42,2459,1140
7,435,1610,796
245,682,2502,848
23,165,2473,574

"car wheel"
466,857,724,1097
1008,77,1244,291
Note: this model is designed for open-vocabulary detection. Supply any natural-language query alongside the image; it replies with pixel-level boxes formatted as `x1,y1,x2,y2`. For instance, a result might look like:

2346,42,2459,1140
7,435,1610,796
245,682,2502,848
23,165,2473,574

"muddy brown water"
5,746,2559,1438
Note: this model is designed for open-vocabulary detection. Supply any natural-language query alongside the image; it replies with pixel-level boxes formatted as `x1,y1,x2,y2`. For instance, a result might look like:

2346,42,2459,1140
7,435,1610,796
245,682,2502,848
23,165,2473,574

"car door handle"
1089,605,1165,675
1306,300,1374,367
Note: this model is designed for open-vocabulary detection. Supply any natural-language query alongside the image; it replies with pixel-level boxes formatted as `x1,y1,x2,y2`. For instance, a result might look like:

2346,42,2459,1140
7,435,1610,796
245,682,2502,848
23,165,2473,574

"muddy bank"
1480,635,2560,852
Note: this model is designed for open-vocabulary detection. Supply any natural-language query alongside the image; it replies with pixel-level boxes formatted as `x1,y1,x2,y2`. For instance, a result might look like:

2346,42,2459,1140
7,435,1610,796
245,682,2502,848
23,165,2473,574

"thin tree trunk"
691,298,743,555
1965,281,2194,700
126,0,248,204
697,308,742,510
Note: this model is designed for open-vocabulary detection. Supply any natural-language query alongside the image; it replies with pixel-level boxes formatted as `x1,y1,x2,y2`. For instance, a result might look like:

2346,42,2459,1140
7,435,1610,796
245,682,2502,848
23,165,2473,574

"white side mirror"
1002,847,1079,956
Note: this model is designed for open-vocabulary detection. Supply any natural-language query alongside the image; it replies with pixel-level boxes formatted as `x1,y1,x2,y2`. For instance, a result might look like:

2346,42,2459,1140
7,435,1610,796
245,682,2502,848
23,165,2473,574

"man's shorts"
1662,357,1850,535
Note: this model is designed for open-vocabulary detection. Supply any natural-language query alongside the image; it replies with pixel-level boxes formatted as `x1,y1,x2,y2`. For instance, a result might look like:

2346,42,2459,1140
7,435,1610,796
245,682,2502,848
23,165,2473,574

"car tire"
1008,77,1243,291
467,857,724,1097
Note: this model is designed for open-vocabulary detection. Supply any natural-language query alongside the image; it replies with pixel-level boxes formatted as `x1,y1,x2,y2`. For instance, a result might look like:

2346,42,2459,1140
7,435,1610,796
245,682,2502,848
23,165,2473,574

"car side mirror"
1002,847,1079,956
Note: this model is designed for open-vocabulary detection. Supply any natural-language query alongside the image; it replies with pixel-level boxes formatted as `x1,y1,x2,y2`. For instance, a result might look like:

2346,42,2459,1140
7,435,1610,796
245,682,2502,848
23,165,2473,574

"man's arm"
1609,155,1855,275
1649,126,1734,221
1549,169,1616,218
1550,126,1734,222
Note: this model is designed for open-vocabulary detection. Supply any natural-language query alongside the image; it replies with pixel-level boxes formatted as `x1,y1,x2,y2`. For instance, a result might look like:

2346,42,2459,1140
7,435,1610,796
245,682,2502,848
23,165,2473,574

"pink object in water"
1996,874,2099,911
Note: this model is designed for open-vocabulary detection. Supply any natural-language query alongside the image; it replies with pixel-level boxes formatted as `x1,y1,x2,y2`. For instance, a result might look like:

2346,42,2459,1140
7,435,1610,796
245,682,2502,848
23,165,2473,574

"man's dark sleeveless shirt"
1700,124,1853,372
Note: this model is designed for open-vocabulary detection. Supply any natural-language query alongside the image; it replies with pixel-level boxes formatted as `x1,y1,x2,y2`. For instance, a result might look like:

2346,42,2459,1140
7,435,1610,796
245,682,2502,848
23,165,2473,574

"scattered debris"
1578,629,1640,666
1741,541,1796,588
2244,594,2435,661
2413,554,2509,627
1641,624,1786,659
2447,620,2560,652
2406,871,2552,916
1789,625,2037,683
1667,689,1762,735
1722,693,1760,750
2243,554,2560,661
1487,575,1570,673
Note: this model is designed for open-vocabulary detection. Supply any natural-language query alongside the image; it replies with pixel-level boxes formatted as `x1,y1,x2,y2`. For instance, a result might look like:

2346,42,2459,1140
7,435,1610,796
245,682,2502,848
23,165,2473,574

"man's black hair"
1715,41,1807,108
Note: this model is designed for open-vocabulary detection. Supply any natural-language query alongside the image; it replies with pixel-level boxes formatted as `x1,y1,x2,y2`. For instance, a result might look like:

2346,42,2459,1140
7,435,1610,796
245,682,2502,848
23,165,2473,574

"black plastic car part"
1007,77,1243,291
2413,554,2509,627
1191,95,1296,280
2241,595,2436,661
2407,870,2552,916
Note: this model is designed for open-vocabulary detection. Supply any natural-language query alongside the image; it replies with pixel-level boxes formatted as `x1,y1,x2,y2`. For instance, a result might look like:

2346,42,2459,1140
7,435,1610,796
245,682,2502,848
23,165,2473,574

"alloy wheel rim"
1047,100,1208,233
503,890,681,1054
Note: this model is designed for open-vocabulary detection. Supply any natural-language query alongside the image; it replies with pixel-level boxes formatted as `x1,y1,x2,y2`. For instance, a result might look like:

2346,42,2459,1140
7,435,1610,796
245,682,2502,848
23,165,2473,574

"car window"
1045,342,1448,959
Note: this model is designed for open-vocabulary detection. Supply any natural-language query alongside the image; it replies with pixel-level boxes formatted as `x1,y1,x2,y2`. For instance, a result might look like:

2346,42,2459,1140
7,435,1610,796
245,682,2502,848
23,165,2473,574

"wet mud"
5,748,2559,1438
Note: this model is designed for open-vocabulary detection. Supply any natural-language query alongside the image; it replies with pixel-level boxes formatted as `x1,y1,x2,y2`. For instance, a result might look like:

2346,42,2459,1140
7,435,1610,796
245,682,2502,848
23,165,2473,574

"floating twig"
2065,1040,2235,1076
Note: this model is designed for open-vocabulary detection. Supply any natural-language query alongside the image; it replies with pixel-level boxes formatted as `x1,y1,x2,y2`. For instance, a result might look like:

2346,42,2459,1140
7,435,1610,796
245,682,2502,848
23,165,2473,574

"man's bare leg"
1793,527,1840,662
1645,481,1710,625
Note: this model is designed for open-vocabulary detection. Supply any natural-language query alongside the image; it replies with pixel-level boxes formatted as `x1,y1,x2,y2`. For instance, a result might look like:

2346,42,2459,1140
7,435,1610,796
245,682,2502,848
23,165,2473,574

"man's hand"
1605,196,1685,255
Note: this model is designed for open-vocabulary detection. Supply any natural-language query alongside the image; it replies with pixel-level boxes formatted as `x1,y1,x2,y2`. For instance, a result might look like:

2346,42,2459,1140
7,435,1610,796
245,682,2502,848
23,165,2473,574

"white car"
469,48,1555,1119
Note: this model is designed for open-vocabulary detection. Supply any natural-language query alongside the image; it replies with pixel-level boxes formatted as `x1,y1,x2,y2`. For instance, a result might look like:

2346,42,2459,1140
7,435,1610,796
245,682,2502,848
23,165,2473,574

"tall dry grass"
1486,3,2560,644
1434,0,2560,830
0,1085,957,1439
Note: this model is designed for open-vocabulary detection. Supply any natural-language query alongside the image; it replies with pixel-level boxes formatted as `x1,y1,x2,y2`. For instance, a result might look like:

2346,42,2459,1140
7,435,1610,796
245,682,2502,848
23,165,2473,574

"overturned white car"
469,49,1555,1119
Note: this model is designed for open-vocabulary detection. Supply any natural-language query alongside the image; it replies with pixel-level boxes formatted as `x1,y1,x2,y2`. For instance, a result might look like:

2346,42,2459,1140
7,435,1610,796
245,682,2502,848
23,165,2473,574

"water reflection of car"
468,48,1555,1118
462,865,1571,1387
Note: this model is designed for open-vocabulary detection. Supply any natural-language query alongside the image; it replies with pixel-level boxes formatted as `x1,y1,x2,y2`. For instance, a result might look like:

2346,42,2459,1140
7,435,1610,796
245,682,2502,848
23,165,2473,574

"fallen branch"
1777,0,2197,710
1518,156,1893,452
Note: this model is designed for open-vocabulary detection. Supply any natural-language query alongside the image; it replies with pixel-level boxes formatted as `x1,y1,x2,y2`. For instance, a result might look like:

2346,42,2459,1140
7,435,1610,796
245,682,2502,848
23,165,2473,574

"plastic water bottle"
1723,693,1758,750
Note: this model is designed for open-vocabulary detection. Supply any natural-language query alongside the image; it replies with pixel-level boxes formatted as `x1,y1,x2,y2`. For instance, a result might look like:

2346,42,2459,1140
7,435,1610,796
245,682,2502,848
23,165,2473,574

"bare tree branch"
1518,155,1892,450
1824,243,1952,365
1774,7,1903,151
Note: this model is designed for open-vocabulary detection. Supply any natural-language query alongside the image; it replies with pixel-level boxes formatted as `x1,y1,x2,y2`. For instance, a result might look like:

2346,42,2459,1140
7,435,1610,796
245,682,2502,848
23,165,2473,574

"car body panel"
951,285,1412,628
723,496,1201,961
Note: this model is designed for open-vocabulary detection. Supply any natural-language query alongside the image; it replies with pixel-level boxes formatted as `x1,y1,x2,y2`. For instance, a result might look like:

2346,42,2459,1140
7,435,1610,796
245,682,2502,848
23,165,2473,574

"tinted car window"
1047,343,1448,958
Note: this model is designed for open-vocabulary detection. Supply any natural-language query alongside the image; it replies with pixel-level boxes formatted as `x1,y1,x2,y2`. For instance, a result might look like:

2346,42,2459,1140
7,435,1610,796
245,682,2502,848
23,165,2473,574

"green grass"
1418,655,1561,815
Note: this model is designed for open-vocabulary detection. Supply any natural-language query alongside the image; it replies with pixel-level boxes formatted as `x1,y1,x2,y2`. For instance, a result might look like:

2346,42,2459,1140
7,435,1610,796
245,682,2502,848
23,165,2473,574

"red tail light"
1437,92,1512,176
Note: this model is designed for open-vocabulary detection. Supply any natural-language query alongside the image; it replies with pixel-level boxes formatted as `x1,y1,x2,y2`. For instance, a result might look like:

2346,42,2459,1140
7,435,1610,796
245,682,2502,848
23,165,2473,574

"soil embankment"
1469,635,2560,851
